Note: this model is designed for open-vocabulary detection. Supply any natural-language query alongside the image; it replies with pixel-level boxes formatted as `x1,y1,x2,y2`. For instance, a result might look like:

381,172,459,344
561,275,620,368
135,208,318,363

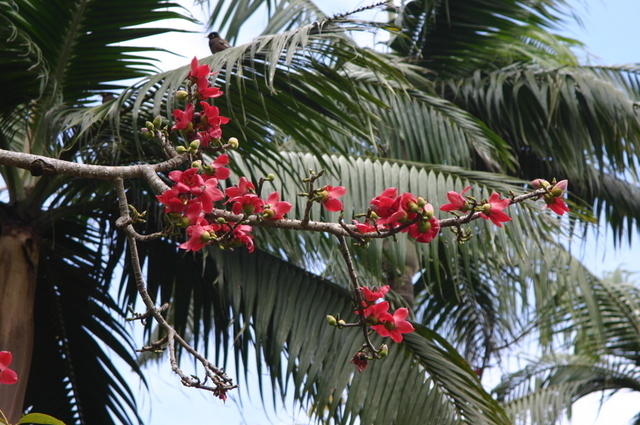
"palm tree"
0,0,195,422
3,0,640,424
495,270,640,425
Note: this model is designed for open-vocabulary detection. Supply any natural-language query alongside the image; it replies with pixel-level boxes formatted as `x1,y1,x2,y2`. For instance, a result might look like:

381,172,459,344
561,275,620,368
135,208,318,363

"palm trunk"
0,225,39,423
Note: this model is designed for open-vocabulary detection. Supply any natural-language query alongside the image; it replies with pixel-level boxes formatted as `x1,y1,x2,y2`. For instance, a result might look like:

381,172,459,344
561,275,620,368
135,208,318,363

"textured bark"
0,226,39,422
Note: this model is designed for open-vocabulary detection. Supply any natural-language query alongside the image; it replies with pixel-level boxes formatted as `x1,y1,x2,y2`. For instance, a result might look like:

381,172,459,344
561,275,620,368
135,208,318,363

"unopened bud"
228,137,239,149
179,216,191,227
265,173,276,181
176,146,188,153
175,90,188,100
337,319,346,327
140,128,153,139
416,197,427,207
379,344,389,358
408,202,420,213
326,315,338,327
263,209,274,219
216,217,227,224
153,116,163,129
189,140,201,150
191,160,202,169
531,178,550,189
145,121,155,131
200,231,213,242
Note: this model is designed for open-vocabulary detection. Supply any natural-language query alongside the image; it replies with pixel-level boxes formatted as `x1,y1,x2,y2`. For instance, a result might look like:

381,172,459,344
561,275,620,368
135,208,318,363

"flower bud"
263,208,274,219
408,202,420,213
145,121,155,131
337,319,346,327
423,203,434,219
179,216,191,227
216,217,227,224
326,315,338,327
228,137,239,149
189,139,201,151
265,173,276,181
416,197,427,207
531,178,550,189
153,116,163,129
175,90,188,100
481,203,491,213
379,344,389,358
191,160,202,169
176,146,188,153
140,128,153,139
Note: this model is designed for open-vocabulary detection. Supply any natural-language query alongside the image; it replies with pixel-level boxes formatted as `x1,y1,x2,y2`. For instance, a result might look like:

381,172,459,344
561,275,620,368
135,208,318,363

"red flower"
180,219,217,251
359,301,392,323
263,192,292,220
546,196,570,215
318,185,346,212
370,188,399,218
197,78,223,100
0,351,18,385
172,103,194,131
189,57,210,82
440,186,472,212
188,58,224,100
232,225,255,253
354,220,377,234
359,285,390,302
168,168,224,212
544,180,570,215
225,177,255,200
407,216,440,243
230,194,264,215
371,307,415,343
351,352,368,372
478,193,512,227
207,154,231,180
199,102,230,128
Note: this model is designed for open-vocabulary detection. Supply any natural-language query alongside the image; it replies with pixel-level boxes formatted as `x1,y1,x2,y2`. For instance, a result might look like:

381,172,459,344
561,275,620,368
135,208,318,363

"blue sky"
121,1,640,424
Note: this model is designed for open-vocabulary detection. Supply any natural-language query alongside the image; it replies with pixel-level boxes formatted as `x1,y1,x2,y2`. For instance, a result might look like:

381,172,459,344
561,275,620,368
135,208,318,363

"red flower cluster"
172,57,230,147
156,157,292,253
356,285,415,343
532,179,570,215
355,188,440,243
440,187,512,227
0,351,18,385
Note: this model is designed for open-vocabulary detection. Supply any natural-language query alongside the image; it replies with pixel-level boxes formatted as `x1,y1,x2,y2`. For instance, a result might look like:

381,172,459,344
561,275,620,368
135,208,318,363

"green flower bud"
216,217,227,224
266,173,276,181
228,137,239,149
379,344,389,358
191,160,202,169
175,90,189,101
153,116,163,129
189,139,201,151
145,121,155,131
326,315,338,327
176,146,188,153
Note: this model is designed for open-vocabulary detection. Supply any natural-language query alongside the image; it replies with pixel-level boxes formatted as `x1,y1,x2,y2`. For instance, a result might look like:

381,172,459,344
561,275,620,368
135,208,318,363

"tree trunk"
0,225,39,422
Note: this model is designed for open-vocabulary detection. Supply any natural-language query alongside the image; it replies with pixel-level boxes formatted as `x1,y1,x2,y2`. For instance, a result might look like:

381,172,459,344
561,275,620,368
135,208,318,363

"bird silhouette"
208,32,230,54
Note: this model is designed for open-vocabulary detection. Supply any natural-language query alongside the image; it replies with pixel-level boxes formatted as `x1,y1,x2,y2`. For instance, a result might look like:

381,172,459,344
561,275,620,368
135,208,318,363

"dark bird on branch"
208,32,230,54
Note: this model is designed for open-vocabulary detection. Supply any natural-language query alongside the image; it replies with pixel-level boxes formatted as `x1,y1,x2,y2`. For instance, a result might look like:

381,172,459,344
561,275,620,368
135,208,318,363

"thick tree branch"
0,148,186,186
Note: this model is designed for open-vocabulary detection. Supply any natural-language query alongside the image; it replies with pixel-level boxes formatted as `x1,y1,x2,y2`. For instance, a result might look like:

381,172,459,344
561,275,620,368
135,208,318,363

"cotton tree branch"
0,148,185,189
115,178,236,397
